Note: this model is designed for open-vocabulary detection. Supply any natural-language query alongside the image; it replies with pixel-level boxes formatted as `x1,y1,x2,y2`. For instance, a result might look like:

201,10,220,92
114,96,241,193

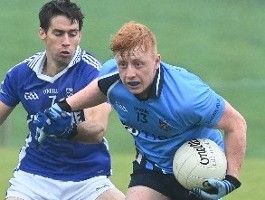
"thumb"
61,111,71,118
207,178,222,189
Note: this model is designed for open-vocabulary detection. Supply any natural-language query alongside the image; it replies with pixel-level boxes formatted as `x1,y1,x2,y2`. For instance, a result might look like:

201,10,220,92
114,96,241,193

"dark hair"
39,0,84,32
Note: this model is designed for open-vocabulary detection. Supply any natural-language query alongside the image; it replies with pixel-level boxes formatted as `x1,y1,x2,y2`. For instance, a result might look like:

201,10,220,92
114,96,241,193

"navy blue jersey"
98,59,225,173
0,47,111,181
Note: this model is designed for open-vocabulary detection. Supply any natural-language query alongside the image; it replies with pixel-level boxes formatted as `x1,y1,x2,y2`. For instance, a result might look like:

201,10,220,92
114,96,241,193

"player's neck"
42,59,67,77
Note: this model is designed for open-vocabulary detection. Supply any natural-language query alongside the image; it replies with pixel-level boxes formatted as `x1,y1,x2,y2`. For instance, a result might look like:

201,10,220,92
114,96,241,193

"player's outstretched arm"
45,79,107,114
34,79,109,143
72,102,112,143
66,78,107,111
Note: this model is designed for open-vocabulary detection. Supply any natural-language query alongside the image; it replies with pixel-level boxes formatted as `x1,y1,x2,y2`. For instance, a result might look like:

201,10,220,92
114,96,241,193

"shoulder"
5,53,42,78
80,50,102,71
67,50,102,85
103,58,117,66
162,62,194,77
98,59,120,95
99,58,118,77
162,62,208,88
161,61,217,107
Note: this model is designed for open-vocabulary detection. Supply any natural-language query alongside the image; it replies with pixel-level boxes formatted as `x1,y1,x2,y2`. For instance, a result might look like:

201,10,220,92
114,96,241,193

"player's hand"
34,103,77,139
35,117,46,147
189,175,241,200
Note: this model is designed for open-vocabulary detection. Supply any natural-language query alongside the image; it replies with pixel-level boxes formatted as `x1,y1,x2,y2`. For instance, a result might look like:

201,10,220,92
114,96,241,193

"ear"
39,27,46,40
155,54,161,69
77,31,82,43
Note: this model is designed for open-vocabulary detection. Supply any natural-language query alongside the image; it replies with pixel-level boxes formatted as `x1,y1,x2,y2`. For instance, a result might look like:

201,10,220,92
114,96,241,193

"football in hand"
173,138,227,190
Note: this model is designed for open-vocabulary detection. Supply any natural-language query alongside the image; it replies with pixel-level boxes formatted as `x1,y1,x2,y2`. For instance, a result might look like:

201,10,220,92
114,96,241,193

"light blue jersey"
98,59,225,173
0,47,111,181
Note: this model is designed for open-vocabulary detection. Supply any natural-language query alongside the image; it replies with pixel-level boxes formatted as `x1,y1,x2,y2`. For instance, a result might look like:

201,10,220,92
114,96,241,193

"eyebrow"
53,28,80,32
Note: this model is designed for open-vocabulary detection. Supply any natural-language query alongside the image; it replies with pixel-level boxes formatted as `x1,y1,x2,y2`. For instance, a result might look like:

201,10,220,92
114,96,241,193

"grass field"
1,0,265,199
1,146,265,199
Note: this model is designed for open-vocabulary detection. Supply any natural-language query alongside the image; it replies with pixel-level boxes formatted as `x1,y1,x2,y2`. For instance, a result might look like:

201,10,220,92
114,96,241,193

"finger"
34,112,46,121
189,190,201,199
33,112,48,127
61,111,71,118
45,118,51,125
36,128,46,143
192,188,217,200
44,108,61,120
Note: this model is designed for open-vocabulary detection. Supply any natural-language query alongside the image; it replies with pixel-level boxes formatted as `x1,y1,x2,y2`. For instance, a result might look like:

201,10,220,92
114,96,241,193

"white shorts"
6,170,115,200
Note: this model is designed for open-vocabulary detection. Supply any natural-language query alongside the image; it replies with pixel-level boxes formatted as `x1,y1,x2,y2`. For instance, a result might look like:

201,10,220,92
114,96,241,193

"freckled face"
116,48,160,98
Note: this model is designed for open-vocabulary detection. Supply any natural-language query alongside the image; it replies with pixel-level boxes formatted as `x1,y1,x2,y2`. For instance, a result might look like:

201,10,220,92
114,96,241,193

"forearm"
225,118,247,178
0,101,14,126
72,121,105,143
71,103,111,144
67,79,107,111
191,108,246,199
216,101,247,179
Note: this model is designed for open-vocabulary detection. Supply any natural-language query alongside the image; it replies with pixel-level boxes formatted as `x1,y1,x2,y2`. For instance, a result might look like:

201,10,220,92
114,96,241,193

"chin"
131,90,147,98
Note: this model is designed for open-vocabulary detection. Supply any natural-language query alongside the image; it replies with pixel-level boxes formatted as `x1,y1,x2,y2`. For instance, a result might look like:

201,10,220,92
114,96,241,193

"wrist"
67,123,78,139
225,175,241,189
58,99,72,112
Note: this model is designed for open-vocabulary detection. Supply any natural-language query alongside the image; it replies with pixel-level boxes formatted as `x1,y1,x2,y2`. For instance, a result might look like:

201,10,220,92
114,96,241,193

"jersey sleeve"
177,70,225,128
98,59,120,95
193,87,225,127
0,67,20,107
79,51,102,88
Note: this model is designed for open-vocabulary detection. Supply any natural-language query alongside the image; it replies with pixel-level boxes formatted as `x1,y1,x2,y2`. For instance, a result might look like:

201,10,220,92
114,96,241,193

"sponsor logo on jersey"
43,88,59,94
206,98,221,125
115,101,128,112
95,183,110,191
24,92,39,100
122,119,178,140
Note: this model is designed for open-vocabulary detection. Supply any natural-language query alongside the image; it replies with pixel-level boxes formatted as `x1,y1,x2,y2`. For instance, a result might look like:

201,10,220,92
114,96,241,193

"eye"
118,61,127,69
134,61,143,68
68,30,79,37
54,30,64,36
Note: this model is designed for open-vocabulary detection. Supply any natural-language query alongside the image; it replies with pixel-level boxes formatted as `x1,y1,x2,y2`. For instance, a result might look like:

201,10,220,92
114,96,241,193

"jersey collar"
29,46,82,82
136,63,164,101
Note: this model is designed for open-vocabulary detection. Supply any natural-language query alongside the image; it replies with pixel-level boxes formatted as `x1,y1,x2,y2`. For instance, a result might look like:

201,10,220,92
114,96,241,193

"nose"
62,34,70,46
125,65,136,78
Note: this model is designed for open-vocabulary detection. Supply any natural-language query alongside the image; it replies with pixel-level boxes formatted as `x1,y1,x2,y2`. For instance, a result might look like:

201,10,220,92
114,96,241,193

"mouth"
127,81,140,87
59,50,71,57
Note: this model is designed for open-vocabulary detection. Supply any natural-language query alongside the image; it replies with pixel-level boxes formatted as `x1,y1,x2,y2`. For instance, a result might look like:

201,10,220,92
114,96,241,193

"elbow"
87,126,106,143
93,125,106,143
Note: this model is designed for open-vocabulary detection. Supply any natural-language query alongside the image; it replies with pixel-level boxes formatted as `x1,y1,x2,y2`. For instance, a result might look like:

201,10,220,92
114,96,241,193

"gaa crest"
66,88,73,97
159,119,172,131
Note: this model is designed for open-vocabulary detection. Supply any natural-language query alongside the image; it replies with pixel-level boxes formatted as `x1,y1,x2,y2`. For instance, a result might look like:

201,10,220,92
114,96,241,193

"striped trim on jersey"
25,46,101,73
27,52,43,69
82,51,101,70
